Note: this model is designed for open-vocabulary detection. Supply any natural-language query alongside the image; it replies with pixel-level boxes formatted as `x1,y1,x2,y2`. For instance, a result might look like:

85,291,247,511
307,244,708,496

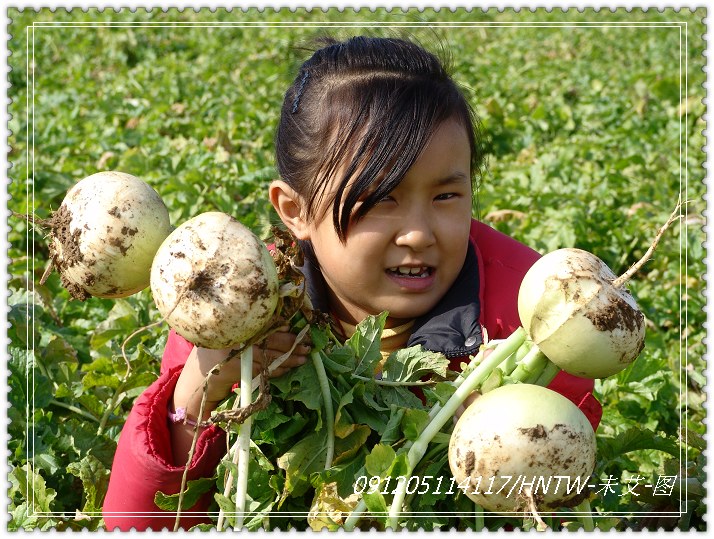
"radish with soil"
517,248,645,379
42,171,173,300
515,200,681,380
448,383,597,514
149,214,312,530
150,211,280,350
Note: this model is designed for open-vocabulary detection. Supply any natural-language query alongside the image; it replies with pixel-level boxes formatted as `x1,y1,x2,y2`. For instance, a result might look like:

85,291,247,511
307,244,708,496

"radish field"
7,7,706,531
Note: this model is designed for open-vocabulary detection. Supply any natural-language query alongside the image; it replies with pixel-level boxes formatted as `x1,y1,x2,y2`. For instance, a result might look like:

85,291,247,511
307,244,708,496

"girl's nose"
394,215,436,251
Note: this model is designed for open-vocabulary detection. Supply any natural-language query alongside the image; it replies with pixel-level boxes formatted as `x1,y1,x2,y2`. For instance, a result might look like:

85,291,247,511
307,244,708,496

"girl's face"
274,118,473,328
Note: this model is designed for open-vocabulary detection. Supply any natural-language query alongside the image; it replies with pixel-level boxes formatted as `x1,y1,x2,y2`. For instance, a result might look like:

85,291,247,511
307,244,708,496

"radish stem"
504,340,532,374
406,328,526,467
507,346,549,385
573,498,595,531
347,333,540,530
345,343,494,530
343,499,367,530
351,375,435,387
217,393,243,531
532,361,561,387
387,328,527,529
474,505,484,531
311,350,335,469
235,347,254,529
50,399,98,423
343,354,487,532
480,341,532,393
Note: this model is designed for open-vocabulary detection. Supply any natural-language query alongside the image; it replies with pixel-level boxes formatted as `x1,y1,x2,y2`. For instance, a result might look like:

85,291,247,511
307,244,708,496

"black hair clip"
291,71,310,114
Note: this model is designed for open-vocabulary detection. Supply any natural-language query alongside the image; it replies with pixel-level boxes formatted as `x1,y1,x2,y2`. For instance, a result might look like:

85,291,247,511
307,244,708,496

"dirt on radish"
150,211,280,349
45,171,173,300
448,384,597,514
518,248,647,378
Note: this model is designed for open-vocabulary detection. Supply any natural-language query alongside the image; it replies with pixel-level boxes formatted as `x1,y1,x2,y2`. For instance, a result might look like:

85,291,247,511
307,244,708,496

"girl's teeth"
391,266,429,277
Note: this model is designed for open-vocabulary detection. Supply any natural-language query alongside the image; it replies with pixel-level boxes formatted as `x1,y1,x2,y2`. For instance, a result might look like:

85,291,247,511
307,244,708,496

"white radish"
518,200,683,380
448,383,596,514
150,211,279,349
152,212,280,530
518,248,645,379
45,171,172,300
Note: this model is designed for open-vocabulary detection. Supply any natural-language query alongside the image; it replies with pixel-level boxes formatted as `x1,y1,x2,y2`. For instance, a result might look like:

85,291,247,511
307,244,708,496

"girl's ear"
269,180,311,240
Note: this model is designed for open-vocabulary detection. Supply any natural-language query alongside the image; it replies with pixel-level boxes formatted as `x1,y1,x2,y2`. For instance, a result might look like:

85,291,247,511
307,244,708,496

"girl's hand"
254,326,311,379
173,328,310,420
169,329,310,465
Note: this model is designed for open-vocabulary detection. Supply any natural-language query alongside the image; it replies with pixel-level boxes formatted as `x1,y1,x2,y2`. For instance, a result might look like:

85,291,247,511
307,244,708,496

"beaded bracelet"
168,406,210,428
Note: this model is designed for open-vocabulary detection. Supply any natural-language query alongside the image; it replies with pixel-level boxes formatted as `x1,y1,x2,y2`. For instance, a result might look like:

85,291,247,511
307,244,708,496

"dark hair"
275,36,483,242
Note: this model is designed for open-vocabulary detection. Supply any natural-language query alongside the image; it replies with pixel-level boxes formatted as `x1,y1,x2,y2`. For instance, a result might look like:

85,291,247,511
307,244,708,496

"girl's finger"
260,348,308,369
266,331,311,353
268,366,290,378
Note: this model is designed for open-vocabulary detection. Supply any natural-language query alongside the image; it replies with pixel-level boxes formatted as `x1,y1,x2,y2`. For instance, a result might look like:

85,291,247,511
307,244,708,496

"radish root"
522,486,549,531
613,197,685,288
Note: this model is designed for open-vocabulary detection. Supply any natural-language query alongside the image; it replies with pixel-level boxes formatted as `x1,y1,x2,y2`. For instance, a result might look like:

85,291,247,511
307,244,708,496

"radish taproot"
44,171,172,300
150,211,279,349
518,248,646,378
448,383,596,513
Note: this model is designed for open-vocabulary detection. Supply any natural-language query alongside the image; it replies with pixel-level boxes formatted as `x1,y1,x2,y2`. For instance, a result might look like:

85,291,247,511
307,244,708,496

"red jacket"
102,220,602,530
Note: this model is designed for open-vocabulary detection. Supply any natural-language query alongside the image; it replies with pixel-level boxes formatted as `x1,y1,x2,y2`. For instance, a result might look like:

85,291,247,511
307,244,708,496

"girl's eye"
435,192,458,201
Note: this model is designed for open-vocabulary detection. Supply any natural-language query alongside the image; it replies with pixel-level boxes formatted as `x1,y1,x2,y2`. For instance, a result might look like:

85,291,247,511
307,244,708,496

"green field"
7,7,706,531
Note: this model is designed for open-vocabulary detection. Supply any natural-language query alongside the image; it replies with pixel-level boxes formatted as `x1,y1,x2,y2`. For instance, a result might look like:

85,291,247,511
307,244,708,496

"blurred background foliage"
7,7,705,530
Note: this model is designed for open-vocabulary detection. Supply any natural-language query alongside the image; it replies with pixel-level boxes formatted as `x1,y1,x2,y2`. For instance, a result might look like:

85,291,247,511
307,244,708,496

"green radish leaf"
309,324,330,352
10,464,57,513
213,493,235,524
320,346,356,374
90,299,140,349
385,452,410,481
334,384,360,438
66,454,110,513
277,430,328,501
401,408,431,442
154,476,216,511
380,406,406,445
313,454,368,499
347,312,387,377
423,381,457,407
344,381,389,434
39,335,79,373
362,489,388,520
270,362,323,425
410,453,450,509
597,427,680,461
333,425,371,465
9,503,40,531
382,346,449,383
373,384,425,411
251,401,294,445
365,444,397,477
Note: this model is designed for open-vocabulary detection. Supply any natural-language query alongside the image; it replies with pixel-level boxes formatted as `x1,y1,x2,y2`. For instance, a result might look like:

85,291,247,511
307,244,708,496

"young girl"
103,36,602,531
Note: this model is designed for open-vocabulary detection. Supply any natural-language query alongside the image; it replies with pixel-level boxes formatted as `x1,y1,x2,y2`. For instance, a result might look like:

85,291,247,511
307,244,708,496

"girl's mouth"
386,266,433,278
385,266,436,291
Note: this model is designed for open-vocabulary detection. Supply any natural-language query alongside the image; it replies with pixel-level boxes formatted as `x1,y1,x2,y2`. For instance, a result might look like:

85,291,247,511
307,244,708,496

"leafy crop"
7,7,705,531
